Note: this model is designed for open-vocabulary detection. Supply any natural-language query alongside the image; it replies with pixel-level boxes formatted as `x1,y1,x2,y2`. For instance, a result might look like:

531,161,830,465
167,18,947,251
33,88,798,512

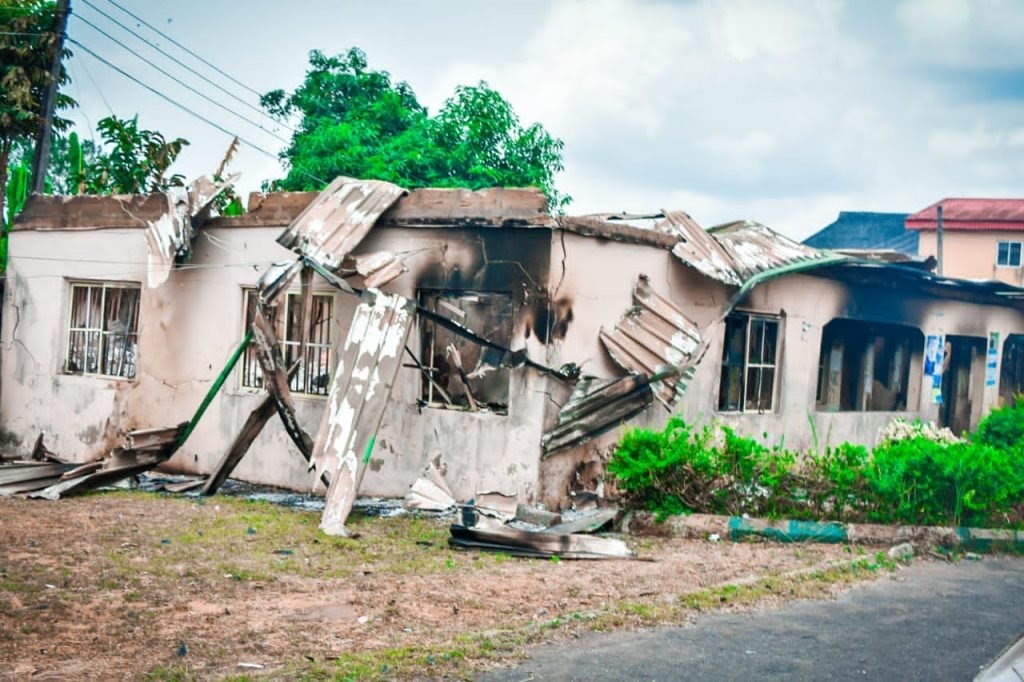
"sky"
61,0,1024,240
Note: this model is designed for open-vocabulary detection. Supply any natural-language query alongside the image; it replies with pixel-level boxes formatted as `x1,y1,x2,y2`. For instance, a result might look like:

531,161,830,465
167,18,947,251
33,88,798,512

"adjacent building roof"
802,211,916,255
906,198,1024,232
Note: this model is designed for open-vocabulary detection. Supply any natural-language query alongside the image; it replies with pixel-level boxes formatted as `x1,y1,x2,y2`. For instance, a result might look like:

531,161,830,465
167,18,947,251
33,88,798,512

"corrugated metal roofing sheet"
663,211,742,285
907,198,1024,231
598,275,701,406
541,374,655,456
710,220,832,282
276,177,407,271
565,211,837,288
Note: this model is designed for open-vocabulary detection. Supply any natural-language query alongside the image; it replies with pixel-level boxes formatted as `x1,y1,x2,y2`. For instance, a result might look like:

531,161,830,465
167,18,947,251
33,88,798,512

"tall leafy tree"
263,47,568,209
79,115,189,194
0,0,74,228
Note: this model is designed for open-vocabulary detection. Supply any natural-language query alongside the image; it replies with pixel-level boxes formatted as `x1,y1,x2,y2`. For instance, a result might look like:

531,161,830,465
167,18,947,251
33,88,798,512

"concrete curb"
620,511,1024,552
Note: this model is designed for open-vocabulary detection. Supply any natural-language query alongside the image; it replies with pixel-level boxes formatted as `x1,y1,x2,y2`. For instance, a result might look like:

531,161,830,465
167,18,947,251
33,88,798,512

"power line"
66,37,327,187
103,0,265,99
71,13,291,145
77,0,290,133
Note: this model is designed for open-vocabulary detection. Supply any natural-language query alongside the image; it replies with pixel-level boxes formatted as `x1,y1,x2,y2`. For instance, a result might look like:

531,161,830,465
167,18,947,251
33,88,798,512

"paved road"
482,557,1024,681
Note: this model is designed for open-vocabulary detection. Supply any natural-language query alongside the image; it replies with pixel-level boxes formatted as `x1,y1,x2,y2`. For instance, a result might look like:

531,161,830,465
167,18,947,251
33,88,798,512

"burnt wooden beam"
200,396,277,496
251,307,315,461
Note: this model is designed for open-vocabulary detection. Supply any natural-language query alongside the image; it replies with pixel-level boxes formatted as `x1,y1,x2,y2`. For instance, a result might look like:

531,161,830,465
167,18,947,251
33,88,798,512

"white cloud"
928,126,1004,157
61,0,1024,239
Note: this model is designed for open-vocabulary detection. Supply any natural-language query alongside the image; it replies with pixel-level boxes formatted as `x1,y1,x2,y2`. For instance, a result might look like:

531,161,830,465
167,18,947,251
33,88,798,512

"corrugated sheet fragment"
276,177,407,271
598,275,701,405
312,289,416,536
662,211,742,286
541,374,654,456
145,174,239,288
710,220,830,282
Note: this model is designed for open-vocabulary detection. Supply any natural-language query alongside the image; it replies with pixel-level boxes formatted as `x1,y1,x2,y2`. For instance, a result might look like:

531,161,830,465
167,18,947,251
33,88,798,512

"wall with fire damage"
533,231,1024,509
0,217,556,502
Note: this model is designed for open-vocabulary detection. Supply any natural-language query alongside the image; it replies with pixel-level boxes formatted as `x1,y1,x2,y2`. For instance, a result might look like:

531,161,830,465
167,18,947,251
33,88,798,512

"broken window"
240,289,335,396
999,334,1024,405
65,282,140,379
998,241,1023,268
418,291,513,413
815,319,922,412
718,313,780,413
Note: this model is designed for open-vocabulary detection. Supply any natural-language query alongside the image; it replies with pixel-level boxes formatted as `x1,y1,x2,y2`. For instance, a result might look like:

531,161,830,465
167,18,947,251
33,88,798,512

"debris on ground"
448,523,634,560
403,460,455,512
887,542,915,561
0,426,187,499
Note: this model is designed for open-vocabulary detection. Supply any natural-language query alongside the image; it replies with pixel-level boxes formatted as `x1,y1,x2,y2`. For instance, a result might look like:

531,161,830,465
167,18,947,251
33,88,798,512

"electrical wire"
65,37,329,188
71,13,290,144
77,0,291,133
103,0,265,99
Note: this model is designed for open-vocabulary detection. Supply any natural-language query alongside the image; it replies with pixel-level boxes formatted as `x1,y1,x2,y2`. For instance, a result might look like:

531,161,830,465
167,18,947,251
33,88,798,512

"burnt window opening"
999,334,1024,405
718,313,780,413
815,319,922,412
240,289,335,396
418,291,513,413
997,241,1023,268
65,281,141,380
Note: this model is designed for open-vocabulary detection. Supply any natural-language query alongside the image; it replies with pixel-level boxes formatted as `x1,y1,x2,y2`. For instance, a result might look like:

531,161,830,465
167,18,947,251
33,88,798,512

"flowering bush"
876,418,962,448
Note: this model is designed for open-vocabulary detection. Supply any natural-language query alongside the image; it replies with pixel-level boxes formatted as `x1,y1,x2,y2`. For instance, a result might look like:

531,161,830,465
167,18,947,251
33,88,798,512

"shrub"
870,437,1024,526
974,396,1024,451
608,414,1024,529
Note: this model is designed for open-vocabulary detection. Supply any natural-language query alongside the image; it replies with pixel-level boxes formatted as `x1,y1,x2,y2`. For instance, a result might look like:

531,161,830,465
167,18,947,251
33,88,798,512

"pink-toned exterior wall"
918,230,1024,285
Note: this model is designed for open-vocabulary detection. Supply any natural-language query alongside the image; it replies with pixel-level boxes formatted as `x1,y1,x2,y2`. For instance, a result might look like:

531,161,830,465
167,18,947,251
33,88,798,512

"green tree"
0,0,74,228
78,115,189,194
263,47,568,209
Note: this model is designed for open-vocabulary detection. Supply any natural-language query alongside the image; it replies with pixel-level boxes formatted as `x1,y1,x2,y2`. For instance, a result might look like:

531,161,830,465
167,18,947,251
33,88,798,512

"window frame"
717,312,782,414
239,288,337,397
814,318,921,413
64,280,141,381
997,240,1022,268
417,289,514,414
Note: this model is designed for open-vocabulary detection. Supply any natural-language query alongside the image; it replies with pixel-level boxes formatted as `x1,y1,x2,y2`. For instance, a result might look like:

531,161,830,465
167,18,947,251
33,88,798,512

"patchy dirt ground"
0,491,885,680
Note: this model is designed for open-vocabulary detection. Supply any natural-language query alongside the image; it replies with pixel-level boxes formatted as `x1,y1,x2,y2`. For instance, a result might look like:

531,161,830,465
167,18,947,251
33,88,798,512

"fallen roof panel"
276,177,407,271
599,275,701,406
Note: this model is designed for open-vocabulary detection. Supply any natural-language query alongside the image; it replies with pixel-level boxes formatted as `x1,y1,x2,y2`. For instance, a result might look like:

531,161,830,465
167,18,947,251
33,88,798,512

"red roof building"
907,198,1024,284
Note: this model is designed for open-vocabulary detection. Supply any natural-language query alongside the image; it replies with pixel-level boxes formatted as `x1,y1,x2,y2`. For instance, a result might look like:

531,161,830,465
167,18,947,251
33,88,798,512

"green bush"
974,396,1024,451
608,416,1024,528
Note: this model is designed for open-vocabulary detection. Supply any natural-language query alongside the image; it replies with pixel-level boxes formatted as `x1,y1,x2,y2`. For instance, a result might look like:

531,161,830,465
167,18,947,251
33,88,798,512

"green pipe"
175,330,254,451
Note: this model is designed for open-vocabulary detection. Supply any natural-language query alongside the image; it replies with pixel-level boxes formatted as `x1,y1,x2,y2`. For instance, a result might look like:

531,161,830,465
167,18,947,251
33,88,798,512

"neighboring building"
4,185,1024,509
803,211,916,256
908,198,1024,285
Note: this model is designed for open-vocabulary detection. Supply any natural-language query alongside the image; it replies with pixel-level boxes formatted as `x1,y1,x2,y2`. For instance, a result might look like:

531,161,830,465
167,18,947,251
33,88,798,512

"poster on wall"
986,332,1000,388
925,334,945,404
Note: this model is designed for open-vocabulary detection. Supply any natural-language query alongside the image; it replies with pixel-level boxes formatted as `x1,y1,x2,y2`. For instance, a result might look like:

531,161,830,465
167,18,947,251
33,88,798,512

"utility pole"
936,203,944,276
31,0,71,195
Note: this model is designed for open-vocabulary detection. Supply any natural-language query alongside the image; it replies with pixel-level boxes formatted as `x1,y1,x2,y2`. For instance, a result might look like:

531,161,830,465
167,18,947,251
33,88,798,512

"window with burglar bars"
240,290,335,396
65,282,141,379
718,313,780,413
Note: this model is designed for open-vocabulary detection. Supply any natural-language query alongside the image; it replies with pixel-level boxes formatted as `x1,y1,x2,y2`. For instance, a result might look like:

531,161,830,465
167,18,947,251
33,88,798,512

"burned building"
4,180,1024,517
